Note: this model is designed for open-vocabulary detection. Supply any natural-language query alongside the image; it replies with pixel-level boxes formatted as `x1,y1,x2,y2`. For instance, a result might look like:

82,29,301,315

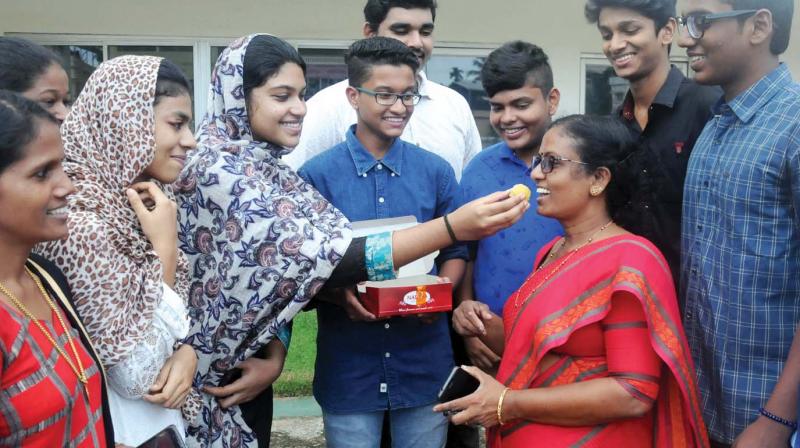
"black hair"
721,0,793,55
154,59,192,106
585,0,676,31
346,37,420,88
548,114,647,232
481,41,553,98
242,35,307,101
0,90,59,174
364,0,437,32
0,37,64,93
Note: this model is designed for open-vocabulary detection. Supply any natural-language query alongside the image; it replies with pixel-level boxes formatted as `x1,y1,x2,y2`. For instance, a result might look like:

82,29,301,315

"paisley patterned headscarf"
38,55,191,367
175,34,351,446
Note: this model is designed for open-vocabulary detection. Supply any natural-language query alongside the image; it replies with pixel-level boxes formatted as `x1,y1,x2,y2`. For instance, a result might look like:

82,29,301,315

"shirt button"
385,352,391,358
378,197,385,203
390,172,396,177
384,323,390,329
377,164,383,170
362,173,367,178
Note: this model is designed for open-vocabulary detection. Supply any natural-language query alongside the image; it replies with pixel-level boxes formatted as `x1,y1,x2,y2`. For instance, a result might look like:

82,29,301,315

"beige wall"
2,0,799,115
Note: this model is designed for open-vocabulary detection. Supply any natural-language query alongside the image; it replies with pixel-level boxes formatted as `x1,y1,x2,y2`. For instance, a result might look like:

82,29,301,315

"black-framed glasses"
355,87,422,106
530,154,590,174
676,10,757,39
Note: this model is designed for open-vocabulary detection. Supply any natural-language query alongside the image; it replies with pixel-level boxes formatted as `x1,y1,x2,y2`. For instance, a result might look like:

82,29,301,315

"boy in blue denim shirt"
298,37,466,448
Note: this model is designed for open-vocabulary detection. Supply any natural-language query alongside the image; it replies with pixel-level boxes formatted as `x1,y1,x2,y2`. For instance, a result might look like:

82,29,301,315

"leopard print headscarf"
37,55,191,368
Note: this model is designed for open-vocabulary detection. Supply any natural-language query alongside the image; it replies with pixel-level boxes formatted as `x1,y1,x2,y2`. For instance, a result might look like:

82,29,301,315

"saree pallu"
492,235,708,447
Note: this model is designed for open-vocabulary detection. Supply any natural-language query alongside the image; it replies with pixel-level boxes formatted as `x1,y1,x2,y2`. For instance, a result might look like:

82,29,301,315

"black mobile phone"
437,366,480,403
136,425,186,448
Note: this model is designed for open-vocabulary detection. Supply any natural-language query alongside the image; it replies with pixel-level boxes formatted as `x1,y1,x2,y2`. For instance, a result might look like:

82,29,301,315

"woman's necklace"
513,220,614,309
0,268,89,398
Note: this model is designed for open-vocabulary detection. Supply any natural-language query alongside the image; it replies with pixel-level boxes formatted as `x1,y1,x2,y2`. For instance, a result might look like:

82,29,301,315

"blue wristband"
365,231,396,281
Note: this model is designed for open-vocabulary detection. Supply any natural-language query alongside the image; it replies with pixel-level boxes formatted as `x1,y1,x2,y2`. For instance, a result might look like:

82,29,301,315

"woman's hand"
126,182,178,286
433,366,507,427
448,191,528,241
452,300,494,337
204,341,286,408
143,344,197,409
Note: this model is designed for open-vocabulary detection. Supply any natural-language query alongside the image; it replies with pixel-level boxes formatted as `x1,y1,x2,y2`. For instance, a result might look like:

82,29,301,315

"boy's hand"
323,286,377,322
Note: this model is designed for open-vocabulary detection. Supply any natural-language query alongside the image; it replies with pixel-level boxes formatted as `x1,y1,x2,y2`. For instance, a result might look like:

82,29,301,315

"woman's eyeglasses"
676,10,757,39
355,87,422,106
530,154,590,174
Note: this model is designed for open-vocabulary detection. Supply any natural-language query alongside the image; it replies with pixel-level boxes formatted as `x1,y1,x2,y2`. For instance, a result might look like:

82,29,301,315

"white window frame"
12,33,215,125
12,33,498,132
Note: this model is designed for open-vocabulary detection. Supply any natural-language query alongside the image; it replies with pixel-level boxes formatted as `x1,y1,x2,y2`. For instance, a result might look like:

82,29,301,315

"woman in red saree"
435,115,708,447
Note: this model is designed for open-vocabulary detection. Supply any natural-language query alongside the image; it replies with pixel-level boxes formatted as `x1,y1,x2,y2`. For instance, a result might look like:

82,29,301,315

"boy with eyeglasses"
584,0,720,301
676,0,800,447
298,37,466,448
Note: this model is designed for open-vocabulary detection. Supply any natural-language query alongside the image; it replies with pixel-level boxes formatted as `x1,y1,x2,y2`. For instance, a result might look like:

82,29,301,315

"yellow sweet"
508,184,531,202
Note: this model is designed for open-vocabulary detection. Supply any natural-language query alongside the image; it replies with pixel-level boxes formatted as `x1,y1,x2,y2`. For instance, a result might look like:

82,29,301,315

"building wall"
2,0,799,117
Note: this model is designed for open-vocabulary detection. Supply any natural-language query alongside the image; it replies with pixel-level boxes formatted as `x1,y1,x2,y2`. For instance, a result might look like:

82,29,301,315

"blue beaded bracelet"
759,407,798,430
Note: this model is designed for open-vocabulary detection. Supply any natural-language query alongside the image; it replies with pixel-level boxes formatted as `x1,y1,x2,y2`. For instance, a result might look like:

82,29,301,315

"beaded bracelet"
759,407,798,430
497,387,510,426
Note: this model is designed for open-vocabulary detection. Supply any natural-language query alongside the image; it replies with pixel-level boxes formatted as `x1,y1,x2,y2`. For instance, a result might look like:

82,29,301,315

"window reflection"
46,45,103,98
424,55,497,147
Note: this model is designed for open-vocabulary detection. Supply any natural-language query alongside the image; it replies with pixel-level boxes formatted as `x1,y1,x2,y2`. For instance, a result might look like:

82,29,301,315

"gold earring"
590,186,604,196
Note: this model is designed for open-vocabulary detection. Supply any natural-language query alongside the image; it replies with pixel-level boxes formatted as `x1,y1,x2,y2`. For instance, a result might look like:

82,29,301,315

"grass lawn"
274,310,318,397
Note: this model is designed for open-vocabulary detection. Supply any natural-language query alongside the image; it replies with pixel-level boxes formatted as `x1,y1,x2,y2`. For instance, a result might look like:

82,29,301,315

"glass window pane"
46,45,103,99
108,45,194,98
424,55,498,147
583,57,691,115
584,62,624,115
299,48,348,99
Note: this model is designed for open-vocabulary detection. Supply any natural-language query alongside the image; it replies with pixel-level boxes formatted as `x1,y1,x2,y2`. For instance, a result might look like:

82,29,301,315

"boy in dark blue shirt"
457,41,563,373
298,37,466,448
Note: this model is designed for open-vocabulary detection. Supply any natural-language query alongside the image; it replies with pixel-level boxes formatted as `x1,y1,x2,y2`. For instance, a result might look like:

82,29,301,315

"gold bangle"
497,387,510,426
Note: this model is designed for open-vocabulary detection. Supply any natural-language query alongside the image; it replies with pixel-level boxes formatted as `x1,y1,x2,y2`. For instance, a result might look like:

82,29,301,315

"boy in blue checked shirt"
298,37,466,448
677,0,800,446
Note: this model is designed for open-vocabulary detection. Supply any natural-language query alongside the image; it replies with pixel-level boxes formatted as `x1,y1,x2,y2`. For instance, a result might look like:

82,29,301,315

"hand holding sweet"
447,191,528,241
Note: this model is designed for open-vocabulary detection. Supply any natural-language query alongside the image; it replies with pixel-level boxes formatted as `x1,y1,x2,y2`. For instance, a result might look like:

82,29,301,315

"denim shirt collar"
345,124,404,176
497,141,531,169
715,63,791,123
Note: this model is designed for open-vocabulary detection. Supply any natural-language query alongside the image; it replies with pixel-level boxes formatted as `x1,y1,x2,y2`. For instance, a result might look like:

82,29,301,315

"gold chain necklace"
0,268,89,398
513,220,614,309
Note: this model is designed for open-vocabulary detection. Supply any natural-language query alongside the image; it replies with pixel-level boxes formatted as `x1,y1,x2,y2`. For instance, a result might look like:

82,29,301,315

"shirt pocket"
717,154,787,258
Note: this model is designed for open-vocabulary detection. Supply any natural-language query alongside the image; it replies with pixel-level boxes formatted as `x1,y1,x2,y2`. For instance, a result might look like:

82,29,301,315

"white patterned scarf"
175,34,351,447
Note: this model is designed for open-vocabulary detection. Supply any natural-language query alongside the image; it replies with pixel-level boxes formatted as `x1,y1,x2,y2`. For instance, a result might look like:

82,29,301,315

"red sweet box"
357,275,453,318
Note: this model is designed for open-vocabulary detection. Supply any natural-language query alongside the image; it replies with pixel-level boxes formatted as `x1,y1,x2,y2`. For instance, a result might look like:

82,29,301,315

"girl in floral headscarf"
176,34,528,447
38,56,200,446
